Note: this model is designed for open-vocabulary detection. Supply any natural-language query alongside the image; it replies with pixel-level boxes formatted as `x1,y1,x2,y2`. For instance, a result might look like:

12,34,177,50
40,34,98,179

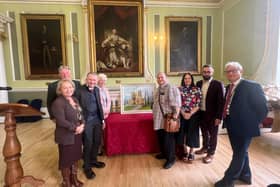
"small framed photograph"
165,16,202,75
21,14,67,79
120,83,155,114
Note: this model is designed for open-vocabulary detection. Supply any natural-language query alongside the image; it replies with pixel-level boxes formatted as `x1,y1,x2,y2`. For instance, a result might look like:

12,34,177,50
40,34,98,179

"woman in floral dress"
178,72,202,163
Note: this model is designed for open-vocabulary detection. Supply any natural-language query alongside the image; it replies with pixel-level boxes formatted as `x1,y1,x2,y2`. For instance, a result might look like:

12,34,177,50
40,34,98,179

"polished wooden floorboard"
1,119,280,187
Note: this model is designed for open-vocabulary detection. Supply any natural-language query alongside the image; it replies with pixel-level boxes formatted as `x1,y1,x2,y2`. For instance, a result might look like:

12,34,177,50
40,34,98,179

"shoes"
239,176,252,185
91,161,106,168
188,153,195,162
163,160,175,169
182,153,188,162
98,151,104,156
155,153,165,160
194,148,207,155
83,169,96,179
203,154,214,164
214,178,234,187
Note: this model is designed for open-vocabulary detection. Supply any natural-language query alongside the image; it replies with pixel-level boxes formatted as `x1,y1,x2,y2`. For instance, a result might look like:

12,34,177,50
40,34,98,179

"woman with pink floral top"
177,72,202,163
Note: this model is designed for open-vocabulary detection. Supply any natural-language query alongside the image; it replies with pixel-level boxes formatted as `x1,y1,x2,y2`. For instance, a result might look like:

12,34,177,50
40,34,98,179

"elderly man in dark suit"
47,65,81,120
76,72,105,180
215,62,268,187
195,64,224,163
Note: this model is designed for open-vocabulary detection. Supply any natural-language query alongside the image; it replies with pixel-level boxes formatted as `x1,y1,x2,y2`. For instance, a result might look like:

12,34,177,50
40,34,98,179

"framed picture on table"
88,0,144,77
120,83,155,114
165,16,202,76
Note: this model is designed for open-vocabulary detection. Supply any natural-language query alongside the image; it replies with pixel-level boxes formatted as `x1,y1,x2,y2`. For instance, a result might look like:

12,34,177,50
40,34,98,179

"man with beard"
195,64,224,163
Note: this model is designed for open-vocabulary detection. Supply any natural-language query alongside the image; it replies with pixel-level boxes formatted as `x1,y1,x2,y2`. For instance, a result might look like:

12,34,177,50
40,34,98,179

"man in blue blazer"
215,62,268,187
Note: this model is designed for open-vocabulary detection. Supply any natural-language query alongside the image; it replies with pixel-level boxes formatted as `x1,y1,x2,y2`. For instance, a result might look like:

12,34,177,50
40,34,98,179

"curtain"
251,0,280,86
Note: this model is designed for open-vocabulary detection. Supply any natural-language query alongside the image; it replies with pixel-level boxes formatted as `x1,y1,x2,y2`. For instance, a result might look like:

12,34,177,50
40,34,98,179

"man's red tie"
222,84,234,118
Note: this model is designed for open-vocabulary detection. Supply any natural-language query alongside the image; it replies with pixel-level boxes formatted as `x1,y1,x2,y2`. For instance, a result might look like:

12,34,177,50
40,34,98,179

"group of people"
47,61,268,187
152,62,268,187
47,66,111,187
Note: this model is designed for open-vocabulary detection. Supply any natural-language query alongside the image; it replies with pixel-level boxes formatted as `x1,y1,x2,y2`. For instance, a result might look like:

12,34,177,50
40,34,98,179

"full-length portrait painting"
21,14,67,79
88,0,143,77
165,17,202,75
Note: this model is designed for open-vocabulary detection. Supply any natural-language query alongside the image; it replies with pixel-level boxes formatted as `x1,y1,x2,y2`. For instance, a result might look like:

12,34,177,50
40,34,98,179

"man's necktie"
222,84,234,119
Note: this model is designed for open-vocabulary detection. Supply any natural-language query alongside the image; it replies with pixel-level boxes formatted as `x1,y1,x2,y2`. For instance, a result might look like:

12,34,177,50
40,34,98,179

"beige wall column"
0,13,13,122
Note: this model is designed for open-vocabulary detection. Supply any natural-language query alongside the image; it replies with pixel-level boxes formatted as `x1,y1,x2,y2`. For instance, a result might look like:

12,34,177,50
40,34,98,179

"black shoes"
91,161,106,168
239,176,252,185
155,153,165,160
84,169,96,179
214,178,234,187
163,160,175,169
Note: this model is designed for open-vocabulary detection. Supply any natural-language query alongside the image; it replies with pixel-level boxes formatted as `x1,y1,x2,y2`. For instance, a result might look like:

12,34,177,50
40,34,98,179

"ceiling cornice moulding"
145,0,224,8
0,0,82,5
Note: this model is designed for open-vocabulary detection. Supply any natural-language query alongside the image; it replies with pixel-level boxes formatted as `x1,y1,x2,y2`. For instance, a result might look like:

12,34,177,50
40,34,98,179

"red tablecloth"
104,112,159,156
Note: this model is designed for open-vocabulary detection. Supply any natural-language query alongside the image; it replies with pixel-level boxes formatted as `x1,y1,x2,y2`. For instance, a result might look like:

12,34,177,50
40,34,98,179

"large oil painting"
21,14,67,79
165,16,202,76
88,0,143,77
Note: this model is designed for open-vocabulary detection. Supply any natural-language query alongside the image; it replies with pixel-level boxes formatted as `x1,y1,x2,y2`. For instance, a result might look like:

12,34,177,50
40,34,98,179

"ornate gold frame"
21,14,67,79
88,0,143,77
165,16,202,76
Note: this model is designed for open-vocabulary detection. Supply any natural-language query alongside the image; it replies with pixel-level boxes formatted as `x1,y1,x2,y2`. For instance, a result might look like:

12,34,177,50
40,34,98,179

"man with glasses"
195,64,224,163
215,62,268,187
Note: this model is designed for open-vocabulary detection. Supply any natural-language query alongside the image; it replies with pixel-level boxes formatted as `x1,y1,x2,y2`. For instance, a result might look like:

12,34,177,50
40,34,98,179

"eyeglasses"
224,69,239,74
202,71,211,74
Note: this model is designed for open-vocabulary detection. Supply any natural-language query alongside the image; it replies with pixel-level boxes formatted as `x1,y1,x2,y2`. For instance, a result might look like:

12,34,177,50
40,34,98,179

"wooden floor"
0,119,280,187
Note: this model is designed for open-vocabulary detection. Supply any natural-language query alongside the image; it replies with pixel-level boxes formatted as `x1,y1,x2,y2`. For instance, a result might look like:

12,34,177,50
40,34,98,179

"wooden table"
0,103,44,187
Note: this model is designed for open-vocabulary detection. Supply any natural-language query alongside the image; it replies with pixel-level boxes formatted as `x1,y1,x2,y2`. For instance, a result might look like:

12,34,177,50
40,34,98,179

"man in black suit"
195,64,224,163
47,65,81,119
76,72,105,179
215,62,268,187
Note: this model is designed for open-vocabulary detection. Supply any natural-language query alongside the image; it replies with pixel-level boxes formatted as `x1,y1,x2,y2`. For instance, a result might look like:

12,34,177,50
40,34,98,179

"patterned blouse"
179,86,202,113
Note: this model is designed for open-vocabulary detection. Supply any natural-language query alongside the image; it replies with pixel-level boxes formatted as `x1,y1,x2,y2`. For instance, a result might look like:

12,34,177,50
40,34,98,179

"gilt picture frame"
21,14,67,79
120,83,155,114
165,16,202,76
88,0,143,77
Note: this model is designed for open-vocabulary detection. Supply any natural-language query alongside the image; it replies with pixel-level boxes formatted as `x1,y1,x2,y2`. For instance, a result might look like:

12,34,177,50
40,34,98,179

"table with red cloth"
104,112,159,156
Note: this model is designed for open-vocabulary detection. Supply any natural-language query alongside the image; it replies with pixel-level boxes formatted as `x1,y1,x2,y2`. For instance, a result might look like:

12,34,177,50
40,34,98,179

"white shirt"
200,78,212,111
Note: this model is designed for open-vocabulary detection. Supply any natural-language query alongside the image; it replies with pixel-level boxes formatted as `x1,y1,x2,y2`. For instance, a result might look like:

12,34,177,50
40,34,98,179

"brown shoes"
194,148,207,155
203,154,214,164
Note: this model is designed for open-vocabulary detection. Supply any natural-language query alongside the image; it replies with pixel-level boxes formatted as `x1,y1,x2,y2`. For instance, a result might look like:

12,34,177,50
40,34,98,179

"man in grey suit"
215,62,268,187
47,65,81,120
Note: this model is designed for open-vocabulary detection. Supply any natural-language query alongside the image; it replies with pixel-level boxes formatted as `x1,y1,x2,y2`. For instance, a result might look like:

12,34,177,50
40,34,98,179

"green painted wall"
222,0,267,81
0,3,86,87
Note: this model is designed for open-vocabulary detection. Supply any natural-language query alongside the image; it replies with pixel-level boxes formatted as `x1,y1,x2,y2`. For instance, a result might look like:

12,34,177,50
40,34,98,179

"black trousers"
83,123,102,170
199,111,219,155
156,129,176,162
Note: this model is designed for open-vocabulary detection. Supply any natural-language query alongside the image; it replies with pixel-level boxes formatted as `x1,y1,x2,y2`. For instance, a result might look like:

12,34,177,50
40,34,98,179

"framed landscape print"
88,0,143,77
165,16,202,76
120,83,155,114
21,14,67,79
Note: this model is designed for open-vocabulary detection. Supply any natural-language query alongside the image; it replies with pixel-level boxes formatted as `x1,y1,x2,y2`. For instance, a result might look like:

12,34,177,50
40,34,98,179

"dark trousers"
224,130,252,182
184,113,200,148
83,123,102,170
199,111,219,155
156,129,176,162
